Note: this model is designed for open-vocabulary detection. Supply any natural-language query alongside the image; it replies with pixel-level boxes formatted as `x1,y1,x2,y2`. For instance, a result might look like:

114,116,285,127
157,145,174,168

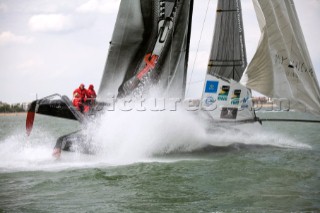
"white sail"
241,0,320,114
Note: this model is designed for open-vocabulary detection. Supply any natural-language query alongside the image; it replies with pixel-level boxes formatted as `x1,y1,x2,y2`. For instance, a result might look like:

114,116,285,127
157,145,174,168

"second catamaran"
200,0,257,124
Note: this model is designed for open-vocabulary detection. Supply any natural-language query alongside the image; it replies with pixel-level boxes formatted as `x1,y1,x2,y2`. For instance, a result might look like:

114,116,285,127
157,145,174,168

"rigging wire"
185,0,211,96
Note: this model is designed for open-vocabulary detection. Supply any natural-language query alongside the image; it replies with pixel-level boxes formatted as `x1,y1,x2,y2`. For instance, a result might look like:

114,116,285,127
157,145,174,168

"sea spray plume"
0,127,108,172
0,129,56,172
88,90,311,164
0,114,310,172
90,105,210,163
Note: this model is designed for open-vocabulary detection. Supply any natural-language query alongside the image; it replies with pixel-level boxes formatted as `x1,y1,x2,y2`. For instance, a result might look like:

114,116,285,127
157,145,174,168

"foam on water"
90,110,311,161
0,110,311,172
0,130,54,171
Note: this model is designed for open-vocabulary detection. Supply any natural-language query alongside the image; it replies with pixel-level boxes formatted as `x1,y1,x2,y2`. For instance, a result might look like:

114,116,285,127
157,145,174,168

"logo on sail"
240,96,249,109
205,81,219,93
230,89,241,105
217,85,230,101
220,107,238,119
205,96,216,106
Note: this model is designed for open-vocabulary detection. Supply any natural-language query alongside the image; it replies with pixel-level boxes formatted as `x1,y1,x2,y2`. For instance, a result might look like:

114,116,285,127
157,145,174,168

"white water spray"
87,108,311,163
0,110,311,172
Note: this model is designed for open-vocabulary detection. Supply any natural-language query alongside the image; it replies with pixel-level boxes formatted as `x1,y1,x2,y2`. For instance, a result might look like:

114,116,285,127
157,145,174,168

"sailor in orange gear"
86,84,97,106
72,84,89,113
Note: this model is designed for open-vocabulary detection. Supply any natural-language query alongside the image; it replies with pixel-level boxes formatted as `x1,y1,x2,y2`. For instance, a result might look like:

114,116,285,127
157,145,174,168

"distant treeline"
0,102,26,113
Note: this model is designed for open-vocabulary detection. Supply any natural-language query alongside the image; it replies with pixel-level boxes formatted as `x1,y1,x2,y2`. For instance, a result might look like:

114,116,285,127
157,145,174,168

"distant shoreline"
0,112,27,117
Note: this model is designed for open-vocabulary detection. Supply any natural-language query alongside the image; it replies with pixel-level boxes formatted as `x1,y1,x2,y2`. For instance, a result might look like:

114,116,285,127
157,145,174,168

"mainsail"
201,0,256,122
241,0,320,114
98,0,193,100
207,0,247,81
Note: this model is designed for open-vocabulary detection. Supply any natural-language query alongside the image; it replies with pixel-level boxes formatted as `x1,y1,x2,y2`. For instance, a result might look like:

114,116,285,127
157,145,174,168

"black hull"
55,130,96,155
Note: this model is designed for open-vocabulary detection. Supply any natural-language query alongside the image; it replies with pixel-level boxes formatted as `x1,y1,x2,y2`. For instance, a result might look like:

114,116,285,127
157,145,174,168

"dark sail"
207,0,247,82
201,0,256,123
98,0,193,100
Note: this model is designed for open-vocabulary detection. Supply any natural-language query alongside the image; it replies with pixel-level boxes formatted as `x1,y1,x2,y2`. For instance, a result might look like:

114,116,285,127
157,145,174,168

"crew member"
86,84,97,106
72,83,89,112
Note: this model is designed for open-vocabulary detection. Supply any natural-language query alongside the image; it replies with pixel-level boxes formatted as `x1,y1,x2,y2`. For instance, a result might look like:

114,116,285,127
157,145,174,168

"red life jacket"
72,84,88,112
73,84,87,101
72,97,82,110
86,85,97,99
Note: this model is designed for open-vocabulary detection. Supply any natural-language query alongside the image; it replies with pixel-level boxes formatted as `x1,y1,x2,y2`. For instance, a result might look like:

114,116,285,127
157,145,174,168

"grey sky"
0,0,319,103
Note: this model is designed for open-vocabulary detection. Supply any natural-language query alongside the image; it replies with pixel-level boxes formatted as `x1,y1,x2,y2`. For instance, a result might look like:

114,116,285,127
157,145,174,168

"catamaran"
26,0,320,157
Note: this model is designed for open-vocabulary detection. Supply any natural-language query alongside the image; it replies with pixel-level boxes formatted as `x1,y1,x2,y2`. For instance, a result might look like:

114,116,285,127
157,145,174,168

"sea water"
0,111,319,212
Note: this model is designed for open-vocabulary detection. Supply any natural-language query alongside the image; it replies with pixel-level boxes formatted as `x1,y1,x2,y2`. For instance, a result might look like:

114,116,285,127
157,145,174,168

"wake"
0,110,311,172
